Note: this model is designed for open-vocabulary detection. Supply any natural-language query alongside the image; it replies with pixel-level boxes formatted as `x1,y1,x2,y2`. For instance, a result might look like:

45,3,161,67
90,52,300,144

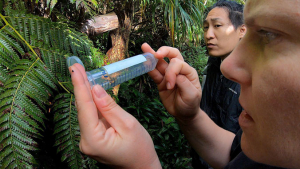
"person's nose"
220,38,251,86
205,26,215,40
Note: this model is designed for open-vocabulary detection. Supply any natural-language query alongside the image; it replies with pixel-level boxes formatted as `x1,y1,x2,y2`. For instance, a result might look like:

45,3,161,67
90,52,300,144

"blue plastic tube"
67,53,158,90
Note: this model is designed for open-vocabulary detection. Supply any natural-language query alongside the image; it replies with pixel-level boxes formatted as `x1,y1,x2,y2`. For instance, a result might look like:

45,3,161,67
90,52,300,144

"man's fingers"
156,46,184,61
148,68,164,84
91,85,136,133
176,75,201,105
141,43,156,55
69,64,101,135
164,58,200,90
142,43,167,85
143,44,183,62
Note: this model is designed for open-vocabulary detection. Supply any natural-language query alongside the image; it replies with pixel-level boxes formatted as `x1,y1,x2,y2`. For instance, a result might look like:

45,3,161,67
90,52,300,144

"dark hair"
205,0,244,29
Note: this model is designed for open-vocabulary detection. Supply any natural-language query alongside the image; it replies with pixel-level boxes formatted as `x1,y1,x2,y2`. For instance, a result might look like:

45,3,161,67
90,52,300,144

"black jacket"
192,57,243,169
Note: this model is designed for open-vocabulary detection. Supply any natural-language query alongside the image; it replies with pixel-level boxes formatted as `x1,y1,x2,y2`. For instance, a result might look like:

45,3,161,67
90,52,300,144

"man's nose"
205,27,215,40
220,40,251,86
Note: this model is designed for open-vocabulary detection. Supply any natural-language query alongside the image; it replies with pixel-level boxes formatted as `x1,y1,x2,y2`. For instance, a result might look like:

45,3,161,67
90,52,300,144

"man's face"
204,7,243,59
221,0,300,168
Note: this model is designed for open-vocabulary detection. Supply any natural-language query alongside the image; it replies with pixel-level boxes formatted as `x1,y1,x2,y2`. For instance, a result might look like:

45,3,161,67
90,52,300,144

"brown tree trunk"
81,1,134,97
106,1,134,97
81,13,119,35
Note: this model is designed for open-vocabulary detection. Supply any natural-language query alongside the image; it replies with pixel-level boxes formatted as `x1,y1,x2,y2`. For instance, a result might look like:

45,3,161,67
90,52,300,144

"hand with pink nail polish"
141,43,202,122
69,63,161,169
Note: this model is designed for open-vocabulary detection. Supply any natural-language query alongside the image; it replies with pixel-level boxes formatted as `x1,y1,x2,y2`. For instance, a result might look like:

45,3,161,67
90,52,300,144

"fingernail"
93,85,107,98
167,82,171,89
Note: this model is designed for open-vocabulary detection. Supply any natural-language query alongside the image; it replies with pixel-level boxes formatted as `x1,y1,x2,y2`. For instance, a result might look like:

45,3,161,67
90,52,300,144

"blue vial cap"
67,56,85,69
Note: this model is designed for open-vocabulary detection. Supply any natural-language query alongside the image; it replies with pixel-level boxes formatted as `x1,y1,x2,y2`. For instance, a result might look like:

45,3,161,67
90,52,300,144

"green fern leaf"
0,31,25,56
0,133,11,150
41,21,50,46
35,19,42,41
0,58,56,167
22,17,30,48
28,18,35,36
1,7,101,168
0,53,12,68
52,93,84,168
0,37,19,61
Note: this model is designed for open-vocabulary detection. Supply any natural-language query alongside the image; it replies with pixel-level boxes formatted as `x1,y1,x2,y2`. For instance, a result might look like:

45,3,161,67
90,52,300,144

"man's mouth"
207,43,216,48
239,110,255,128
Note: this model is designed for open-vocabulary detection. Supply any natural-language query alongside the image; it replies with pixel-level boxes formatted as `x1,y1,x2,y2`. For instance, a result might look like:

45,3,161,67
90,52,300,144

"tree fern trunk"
105,0,134,97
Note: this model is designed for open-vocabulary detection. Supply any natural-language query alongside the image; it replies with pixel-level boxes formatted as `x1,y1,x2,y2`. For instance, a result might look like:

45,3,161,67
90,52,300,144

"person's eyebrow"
204,18,222,24
211,18,222,22
244,13,260,26
245,11,297,27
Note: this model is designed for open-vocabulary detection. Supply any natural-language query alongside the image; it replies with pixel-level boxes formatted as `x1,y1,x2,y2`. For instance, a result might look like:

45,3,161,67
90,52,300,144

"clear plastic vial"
67,53,158,90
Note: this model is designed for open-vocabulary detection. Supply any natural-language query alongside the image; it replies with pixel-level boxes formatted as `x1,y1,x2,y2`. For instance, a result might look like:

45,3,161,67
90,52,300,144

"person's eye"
203,26,209,31
214,25,222,28
257,30,278,44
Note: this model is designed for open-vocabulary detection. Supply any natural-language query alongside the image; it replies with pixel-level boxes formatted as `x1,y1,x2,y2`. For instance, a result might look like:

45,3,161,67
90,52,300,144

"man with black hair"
191,1,246,168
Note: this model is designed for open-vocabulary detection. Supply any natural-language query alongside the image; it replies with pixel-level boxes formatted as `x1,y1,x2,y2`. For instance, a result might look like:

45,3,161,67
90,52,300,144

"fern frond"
0,67,8,84
42,21,50,46
1,14,95,83
0,58,56,167
52,93,84,169
59,82,74,93
0,36,19,61
0,51,13,68
84,157,99,169
35,19,42,41
22,17,30,44
0,6,102,168
0,31,25,56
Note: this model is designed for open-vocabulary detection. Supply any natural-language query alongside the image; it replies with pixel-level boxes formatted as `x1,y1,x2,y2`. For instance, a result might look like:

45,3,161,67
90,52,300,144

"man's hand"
142,43,202,121
69,63,161,169
142,44,235,168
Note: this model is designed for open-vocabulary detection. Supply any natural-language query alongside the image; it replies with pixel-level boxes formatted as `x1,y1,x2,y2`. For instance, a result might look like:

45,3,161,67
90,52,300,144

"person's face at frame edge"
203,7,246,60
221,0,300,168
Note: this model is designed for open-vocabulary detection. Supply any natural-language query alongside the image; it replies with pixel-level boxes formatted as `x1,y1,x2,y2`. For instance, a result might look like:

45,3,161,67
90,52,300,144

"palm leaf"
160,0,204,45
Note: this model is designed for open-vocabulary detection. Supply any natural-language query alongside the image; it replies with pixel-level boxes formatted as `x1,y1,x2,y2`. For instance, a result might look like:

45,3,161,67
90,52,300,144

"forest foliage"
0,0,244,168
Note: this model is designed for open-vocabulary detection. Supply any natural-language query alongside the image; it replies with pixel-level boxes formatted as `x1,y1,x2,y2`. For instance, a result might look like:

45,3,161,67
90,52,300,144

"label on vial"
103,55,146,74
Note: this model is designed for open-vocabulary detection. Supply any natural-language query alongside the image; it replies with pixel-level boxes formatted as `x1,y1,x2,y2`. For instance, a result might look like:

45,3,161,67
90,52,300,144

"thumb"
92,85,136,132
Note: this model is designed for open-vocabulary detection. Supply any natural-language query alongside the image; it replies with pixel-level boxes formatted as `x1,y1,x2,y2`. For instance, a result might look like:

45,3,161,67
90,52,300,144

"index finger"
164,58,200,90
156,46,184,61
142,43,179,84
69,64,100,135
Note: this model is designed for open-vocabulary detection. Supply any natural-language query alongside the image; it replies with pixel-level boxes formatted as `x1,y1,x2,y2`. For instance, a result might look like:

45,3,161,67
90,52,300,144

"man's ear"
239,24,247,39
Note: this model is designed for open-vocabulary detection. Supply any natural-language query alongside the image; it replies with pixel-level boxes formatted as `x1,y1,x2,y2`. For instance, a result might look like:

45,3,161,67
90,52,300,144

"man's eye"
203,26,208,31
257,30,278,44
214,25,221,28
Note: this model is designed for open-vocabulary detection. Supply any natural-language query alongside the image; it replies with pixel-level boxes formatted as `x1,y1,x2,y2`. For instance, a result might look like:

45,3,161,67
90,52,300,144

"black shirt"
192,57,243,169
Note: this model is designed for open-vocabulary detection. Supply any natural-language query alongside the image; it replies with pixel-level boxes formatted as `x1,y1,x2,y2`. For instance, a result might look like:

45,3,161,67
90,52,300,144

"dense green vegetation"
0,0,244,168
